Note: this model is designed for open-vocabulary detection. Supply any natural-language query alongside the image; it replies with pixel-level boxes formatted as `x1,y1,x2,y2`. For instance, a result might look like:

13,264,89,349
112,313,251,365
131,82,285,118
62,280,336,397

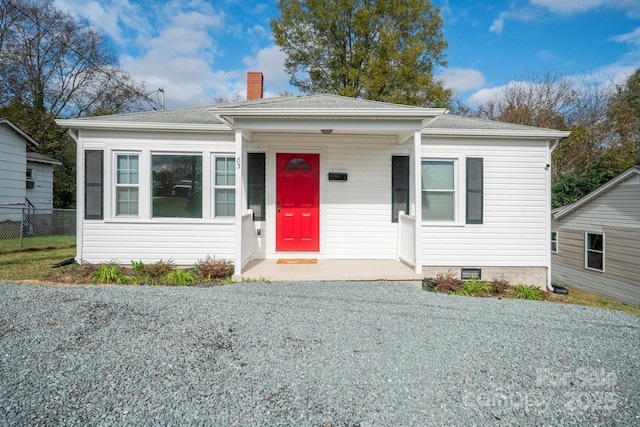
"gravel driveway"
1,281,639,426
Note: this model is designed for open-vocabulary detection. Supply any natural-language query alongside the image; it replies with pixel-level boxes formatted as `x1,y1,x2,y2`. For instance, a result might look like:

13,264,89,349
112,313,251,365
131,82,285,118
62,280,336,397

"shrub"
461,278,492,297
141,259,176,284
163,269,197,286
511,283,544,301
194,256,234,281
490,278,511,295
434,270,461,293
91,262,133,284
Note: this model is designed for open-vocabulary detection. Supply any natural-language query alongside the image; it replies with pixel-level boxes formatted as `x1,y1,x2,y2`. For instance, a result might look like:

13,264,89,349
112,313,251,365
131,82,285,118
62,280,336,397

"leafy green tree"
605,68,640,169
271,0,451,106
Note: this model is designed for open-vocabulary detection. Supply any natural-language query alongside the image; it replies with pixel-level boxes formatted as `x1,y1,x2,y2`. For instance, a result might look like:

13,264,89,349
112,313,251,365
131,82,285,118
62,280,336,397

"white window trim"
421,157,464,225
585,232,605,272
113,152,140,218
213,154,236,221
551,230,558,253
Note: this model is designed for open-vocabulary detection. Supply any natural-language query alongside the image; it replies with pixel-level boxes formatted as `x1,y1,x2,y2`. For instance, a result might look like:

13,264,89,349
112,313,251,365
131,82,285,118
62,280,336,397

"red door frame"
276,153,320,252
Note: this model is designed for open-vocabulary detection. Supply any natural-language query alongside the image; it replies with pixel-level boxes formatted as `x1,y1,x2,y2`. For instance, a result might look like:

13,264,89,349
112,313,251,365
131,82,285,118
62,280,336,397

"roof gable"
553,166,640,219
0,118,39,148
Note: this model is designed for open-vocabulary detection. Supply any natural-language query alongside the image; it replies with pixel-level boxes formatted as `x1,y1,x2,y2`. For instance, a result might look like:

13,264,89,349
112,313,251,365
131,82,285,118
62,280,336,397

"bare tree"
0,0,150,139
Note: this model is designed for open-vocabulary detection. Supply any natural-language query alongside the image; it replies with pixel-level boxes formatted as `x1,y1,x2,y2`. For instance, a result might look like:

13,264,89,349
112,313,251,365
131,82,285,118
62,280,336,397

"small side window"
585,232,604,272
551,231,558,253
392,156,409,222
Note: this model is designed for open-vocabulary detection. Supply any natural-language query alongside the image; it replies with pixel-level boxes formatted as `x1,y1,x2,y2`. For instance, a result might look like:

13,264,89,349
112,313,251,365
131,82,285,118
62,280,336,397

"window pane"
117,155,139,184
215,189,235,217
587,251,603,271
152,154,202,218
286,158,310,170
551,241,557,252
422,161,453,190
422,192,454,220
216,157,235,186
588,233,603,251
116,188,138,215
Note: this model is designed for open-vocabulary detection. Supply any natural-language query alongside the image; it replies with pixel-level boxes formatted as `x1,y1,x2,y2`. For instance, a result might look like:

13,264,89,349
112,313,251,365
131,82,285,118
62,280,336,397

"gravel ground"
0,281,639,426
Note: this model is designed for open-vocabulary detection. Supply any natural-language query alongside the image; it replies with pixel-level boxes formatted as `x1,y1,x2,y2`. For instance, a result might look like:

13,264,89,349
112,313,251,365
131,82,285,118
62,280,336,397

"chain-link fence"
0,206,76,253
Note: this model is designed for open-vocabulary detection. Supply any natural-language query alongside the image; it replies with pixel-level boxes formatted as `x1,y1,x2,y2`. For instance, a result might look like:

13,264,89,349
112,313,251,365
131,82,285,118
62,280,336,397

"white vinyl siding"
0,124,27,206
24,161,55,210
420,138,549,267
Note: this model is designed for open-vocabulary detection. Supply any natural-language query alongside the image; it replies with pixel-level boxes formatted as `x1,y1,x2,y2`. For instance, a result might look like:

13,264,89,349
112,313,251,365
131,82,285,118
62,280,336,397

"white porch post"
234,128,243,277
413,130,422,274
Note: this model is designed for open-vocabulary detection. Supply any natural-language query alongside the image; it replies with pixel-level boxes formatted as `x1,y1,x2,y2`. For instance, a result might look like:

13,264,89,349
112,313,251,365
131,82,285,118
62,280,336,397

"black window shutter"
392,156,410,222
247,153,266,221
85,150,104,220
466,157,483,224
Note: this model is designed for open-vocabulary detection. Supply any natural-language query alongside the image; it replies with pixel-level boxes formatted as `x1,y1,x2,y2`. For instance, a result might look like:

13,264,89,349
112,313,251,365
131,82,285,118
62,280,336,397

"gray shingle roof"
213,94,422,110
425,114,564,132
71,105,224,125
26,151,62,165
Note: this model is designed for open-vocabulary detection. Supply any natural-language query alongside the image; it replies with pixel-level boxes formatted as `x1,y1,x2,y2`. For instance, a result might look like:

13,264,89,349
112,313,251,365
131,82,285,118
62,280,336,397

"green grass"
547,285,640,317
0,235,75,254
0,246,76,281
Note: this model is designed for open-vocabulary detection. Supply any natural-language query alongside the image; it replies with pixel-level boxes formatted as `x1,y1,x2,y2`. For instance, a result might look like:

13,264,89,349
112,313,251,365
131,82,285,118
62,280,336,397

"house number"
236,157,241,169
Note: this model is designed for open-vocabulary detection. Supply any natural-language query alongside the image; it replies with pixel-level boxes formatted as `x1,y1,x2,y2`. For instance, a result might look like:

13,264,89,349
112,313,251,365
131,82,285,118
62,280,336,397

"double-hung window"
214,156,235,217
422,160,456,221
115,154,139,216
585,232,604,271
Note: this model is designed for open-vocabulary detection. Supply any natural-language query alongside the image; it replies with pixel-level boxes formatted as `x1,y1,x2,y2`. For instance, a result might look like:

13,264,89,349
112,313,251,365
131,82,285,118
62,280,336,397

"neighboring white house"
0,118,61,237
0,118,61,210
552,166,640,307
56,73,569,287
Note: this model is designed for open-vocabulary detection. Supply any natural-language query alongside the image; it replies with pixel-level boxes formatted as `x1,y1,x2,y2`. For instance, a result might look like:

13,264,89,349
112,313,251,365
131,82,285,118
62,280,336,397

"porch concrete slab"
238,259,423,282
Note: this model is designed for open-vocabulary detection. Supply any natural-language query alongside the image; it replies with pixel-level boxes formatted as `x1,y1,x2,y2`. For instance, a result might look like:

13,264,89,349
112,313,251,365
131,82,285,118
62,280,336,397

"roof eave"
55,119,231,132
212,107,447,120
422,128,571,139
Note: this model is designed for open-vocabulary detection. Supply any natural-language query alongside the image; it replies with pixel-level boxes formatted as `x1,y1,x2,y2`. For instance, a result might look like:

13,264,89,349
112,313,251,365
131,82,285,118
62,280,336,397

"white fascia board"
213,107,447,121
232,117,424,131
54,119,231,133
421,128,571,139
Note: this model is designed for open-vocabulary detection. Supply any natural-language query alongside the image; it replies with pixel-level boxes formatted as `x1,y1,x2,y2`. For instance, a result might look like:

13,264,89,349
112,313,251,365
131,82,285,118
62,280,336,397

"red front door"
276,153,320,252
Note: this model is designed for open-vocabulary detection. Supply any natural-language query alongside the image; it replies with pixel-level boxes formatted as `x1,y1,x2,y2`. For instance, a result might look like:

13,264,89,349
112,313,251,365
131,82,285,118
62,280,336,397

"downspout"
546,139,561,291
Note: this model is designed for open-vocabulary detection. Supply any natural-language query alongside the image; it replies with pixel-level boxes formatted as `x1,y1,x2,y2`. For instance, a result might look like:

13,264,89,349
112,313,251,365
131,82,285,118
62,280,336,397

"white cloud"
242,45,292,97
439,68,486,93
529,0,640,17
610,27,640,45
467,86,508,106
489,13,505,34
529,0,606,14
489,8,539,34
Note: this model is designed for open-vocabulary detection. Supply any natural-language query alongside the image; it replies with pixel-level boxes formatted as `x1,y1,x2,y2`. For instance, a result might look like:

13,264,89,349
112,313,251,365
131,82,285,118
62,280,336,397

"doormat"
277,259,318,264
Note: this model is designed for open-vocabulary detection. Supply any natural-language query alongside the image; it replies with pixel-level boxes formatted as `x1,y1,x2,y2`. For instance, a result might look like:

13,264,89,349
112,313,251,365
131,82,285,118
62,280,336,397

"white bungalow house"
56,73,569,287
552,166,640,306
1,119,61,236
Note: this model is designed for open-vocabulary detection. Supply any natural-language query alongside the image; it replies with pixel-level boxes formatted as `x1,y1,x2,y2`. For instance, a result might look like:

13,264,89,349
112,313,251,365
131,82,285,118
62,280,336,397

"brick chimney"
247,71,263,100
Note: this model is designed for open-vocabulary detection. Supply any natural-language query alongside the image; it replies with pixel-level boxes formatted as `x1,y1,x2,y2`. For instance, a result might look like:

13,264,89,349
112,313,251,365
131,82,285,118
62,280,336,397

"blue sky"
53,0,640,109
